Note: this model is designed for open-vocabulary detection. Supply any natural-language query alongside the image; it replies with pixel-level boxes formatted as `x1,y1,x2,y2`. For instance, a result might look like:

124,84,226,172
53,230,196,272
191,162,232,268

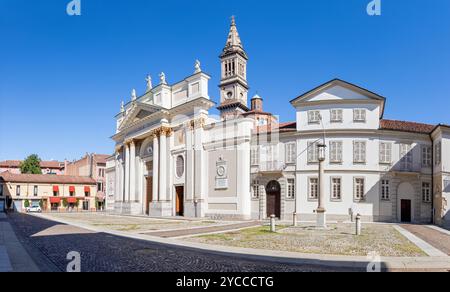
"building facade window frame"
421,145,432,167
435,142,442,166
330,109,343,123
308,110,321,124
354,177,366,202
422,182,431,203
251,147,260,166
251,180,260,199
353,109,366,123
379,142,392,164
381,179,390,201
308,177,319,201
16,185,20,197
330,177,342,201
353,141,367,164
285,143,296,164
329,141,343,164
33,185,38,197
307,141,319,164
399,143,413,171
287,178,295,199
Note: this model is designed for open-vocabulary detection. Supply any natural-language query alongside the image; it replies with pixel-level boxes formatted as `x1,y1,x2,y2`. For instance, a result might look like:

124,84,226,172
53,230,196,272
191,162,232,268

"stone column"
152,134,159,202
129,140,136,202
114,150,121,203
124,143,130,202
159,130,167,202
193,118,206,217
317,145,326,228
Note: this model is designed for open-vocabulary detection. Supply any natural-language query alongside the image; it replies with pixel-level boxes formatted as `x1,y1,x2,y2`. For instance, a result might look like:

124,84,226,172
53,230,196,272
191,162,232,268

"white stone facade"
106,18,450,226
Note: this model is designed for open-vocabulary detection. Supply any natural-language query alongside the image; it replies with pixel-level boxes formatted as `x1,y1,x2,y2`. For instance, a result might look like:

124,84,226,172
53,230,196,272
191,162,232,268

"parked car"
26,204,42,213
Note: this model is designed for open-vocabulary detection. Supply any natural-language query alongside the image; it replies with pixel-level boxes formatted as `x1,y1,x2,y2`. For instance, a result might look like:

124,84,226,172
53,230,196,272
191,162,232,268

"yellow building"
0,171,97,212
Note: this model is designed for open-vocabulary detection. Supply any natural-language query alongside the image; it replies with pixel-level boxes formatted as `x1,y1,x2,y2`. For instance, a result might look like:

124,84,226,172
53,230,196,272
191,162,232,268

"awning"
50,197,61,204
67,197,77,204
84,186,90,193
69,186,75,192
53,186,59,192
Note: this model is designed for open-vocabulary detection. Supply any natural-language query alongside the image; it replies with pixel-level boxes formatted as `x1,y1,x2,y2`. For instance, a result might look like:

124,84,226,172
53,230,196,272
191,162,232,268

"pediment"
118,102,162,131
291,79,385,105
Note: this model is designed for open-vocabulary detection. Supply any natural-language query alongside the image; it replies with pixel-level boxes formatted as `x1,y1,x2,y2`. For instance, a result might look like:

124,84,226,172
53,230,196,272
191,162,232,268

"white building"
106,18,450,227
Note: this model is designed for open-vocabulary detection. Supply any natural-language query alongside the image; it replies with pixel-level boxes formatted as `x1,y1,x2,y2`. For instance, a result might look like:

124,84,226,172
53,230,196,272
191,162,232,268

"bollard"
293,212,297,227
270,215,276,232
355,214,362,236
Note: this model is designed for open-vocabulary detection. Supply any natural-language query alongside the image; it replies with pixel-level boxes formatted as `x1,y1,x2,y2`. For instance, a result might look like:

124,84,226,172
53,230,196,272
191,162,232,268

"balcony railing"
258,161,286,172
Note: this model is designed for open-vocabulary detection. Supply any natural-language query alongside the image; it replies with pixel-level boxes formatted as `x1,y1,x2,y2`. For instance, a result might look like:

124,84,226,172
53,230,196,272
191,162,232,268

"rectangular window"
33,186,38,197
422,182,431,203
353,109,366,122
354,178,365,201
251,147,260,166
329,141,343,163
308,111,321,124
97,183,102,192
435,142,442,166
309,178,318,200
287,179,295,199
331,178,342,201
353,141,367,164
381,180,390,200
400,143,413,170
0,184,3,197
285,143,296,164
307,141,319,163
422,146,432,167
16,185,21,196
252,180,260,199
379,142,392,164
330,109,343,123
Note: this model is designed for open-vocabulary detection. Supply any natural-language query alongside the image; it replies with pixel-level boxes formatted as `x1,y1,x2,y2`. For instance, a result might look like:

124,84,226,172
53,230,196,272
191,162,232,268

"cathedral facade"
106,18,450,227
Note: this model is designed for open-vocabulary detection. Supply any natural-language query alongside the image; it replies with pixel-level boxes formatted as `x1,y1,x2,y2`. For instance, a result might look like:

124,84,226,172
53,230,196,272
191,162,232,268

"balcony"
258,161,286,173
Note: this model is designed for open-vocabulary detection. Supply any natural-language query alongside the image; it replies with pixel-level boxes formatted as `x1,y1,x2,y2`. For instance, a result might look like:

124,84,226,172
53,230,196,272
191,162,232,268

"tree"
20,154,42,174
24,199,30,208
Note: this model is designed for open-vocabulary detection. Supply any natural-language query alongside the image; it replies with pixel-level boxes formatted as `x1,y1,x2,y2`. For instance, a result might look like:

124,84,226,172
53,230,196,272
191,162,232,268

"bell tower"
217,16,249,120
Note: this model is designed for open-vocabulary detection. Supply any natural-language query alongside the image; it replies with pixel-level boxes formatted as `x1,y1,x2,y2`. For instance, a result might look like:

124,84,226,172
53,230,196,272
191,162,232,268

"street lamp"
317,143,327,228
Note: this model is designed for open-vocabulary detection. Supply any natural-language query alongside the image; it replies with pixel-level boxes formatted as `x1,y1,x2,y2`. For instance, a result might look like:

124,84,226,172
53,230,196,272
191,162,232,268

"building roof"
0,160,64,169
0,171,96,185
380,119,435,134
220,16,248,59
255,121,297,134
92,154,110,164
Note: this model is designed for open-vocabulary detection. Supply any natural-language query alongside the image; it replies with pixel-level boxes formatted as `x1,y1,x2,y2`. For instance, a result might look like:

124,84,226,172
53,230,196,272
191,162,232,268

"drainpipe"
430,133,435,225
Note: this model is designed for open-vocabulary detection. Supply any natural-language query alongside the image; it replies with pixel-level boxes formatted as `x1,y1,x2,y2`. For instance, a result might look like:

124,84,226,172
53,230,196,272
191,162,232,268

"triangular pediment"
118,102,162,131
291,79,386,105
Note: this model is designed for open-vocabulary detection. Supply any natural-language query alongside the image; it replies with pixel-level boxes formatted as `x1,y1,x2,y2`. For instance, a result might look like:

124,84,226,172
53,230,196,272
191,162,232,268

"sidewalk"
0,213,39,272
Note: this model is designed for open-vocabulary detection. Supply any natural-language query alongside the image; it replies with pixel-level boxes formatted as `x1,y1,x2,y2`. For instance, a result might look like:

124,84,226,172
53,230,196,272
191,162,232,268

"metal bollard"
270,215,276,232
355,214,362,236
293,212,297,227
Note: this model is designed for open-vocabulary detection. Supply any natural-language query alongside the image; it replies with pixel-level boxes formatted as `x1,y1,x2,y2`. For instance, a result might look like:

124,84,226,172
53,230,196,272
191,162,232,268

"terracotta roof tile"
255,121,297,134
0,171,96,184
0,160,64,169
380,119,435,134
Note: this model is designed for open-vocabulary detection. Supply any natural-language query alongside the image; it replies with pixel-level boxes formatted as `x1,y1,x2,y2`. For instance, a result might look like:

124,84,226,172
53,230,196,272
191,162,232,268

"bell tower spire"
218,16,249,120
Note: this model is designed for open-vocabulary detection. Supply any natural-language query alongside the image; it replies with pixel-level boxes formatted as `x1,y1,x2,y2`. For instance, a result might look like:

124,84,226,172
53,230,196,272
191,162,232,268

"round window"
176,155,184,178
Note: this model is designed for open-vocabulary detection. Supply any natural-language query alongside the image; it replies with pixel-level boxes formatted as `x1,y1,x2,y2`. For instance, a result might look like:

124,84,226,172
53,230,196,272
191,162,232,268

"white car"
26,205,42,213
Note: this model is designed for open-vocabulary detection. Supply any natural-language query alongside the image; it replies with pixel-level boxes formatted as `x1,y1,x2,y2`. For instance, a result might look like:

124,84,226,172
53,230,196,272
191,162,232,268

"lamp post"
317,143,327,228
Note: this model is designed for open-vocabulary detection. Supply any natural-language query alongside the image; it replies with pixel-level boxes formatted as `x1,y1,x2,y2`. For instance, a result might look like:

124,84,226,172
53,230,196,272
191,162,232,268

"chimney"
251,94,263,112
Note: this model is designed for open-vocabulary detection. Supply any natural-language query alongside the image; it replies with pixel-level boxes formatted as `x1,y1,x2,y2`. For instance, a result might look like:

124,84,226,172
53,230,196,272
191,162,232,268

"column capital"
189,117,206,130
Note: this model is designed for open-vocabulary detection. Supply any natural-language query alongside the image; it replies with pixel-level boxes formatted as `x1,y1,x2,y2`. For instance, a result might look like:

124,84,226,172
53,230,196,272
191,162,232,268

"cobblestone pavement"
144,221,261,238
8,213,359,272
401,224,450,255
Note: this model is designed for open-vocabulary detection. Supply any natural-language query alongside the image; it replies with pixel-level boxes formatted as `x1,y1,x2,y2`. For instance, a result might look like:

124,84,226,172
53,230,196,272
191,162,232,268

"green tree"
24,199,30,208
20,154,42,174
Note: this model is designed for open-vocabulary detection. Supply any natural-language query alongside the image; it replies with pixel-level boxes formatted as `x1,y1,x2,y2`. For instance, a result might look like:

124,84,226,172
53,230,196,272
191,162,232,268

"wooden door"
266,192,281,218
146,177,153,215
401,200,411,222
176,186,184,216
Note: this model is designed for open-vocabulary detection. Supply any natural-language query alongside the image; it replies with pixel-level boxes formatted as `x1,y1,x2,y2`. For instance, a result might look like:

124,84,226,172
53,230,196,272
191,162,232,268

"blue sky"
1,0,449,161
